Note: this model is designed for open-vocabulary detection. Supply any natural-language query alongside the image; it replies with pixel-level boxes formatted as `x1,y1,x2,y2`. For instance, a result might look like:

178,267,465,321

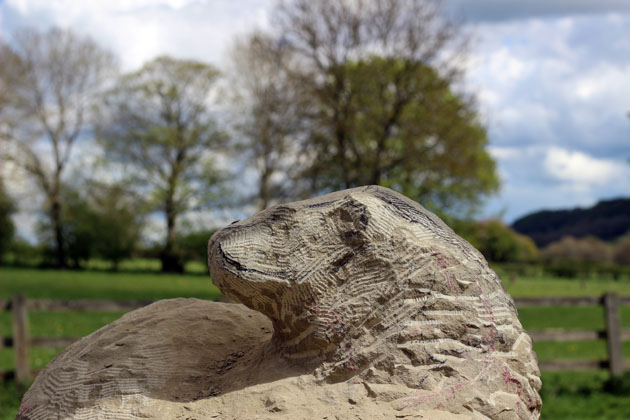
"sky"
1,0,629,234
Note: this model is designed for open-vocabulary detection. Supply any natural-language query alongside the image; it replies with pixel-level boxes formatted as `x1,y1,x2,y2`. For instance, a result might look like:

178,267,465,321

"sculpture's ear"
329,198,369,248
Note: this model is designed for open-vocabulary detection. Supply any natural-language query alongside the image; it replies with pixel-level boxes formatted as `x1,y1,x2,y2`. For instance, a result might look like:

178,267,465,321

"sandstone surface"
18,186,541,419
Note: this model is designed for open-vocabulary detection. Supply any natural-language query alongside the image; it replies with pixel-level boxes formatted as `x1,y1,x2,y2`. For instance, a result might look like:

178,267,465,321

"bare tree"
234,0,497,213
0,27,117,268
228,33,304,209
275,0,462,72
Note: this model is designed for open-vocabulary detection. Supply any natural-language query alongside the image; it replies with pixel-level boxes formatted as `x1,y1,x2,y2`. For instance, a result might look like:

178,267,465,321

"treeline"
540,235,630,278
0,0,500,273
455,218,630,279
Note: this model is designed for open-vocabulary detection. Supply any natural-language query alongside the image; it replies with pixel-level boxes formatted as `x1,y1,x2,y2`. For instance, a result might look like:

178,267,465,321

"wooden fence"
0,296,154,384
1,293,629,385
517,293,630,373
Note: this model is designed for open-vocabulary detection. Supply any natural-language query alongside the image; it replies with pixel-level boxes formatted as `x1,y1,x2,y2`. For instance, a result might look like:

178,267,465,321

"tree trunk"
370,168,382,186
331,70,351,189
50,197,67,268
161,198,182,273
260,167,272,210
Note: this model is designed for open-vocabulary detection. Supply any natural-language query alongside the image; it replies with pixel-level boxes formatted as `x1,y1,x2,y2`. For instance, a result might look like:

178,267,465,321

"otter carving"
209,186,541,418
18,186,541,420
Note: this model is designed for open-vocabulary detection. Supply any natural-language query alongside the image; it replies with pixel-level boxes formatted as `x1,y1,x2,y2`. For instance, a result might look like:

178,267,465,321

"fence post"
604,292,623,376
12,294,30,385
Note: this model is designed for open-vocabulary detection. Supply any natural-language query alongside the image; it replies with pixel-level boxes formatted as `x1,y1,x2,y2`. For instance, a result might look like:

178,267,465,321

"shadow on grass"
603,372,630,395
540,371,630,420
0,380,26,420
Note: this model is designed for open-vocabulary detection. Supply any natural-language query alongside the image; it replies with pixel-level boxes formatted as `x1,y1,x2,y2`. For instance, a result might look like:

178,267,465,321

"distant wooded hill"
511,198,630,247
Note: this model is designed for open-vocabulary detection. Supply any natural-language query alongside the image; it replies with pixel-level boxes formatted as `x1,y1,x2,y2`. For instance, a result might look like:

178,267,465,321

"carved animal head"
210,186,498,353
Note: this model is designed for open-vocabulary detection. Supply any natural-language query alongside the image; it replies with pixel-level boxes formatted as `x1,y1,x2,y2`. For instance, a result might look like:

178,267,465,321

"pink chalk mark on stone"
18,402,32,414
431,250,461,296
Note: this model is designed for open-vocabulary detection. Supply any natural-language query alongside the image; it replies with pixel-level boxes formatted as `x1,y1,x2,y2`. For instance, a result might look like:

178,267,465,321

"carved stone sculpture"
18,186,541,420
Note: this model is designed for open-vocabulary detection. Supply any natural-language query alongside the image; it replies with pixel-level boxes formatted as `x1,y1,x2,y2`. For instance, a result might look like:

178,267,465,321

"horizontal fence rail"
513,296,630,307
0,299,154,312
1,293,629,384
527,330,630,342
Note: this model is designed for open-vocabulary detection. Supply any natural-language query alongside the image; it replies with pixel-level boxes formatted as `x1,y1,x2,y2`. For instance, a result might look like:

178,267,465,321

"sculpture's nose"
208,229,235,293
208,227,241,268
207,230,221,272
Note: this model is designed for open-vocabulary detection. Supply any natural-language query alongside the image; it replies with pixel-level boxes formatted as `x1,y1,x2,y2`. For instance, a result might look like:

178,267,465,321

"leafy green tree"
542,236,613,264
457,219,538,263
97,56,226,272
39,184,144,270
37,187,93,268
0,180,15,262
613,235,630,266
89,184,144,271
7,239,43,267
177,229,216,266
63,189,96,268
300,57,498,211
0,27,117,268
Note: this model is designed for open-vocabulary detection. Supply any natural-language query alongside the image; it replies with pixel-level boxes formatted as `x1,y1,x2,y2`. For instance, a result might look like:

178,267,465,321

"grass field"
0,266,220,300
1,265,630,419
505,275,630,297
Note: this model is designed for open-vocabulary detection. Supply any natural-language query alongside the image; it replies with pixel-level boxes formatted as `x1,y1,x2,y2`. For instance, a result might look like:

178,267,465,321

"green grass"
0,310,126,371
504,275,630,297
518,306,630,330
81,258,207,274
3,255,209,275
0,310,125,338
508,276,630,418
540,371,630,420
0,381,24,420
3,266,630,301
0,266,220,300
534,341,630,362
516,294,630,365
0,310,126,420
0,347,64,373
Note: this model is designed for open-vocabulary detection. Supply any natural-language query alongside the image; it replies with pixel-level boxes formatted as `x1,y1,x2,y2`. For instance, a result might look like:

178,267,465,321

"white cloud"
2,0,274,70
569,62,630,104
485,47,531,85
544,147,628,187
467,13,630,158
488,146,520,160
